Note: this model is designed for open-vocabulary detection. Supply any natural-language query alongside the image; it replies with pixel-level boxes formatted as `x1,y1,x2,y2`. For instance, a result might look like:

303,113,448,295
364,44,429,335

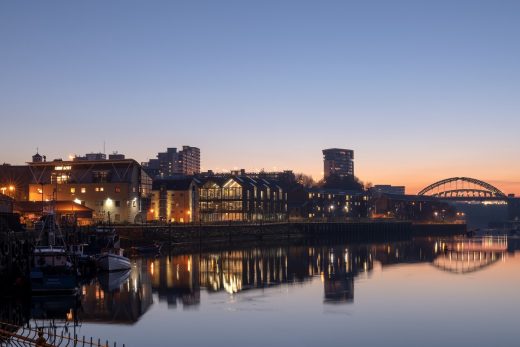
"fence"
0,321,124,347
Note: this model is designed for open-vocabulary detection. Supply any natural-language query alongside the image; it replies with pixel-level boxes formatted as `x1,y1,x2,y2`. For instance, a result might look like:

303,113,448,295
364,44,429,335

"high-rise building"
174,146,200,176
322,148,354,179
143,146,200,178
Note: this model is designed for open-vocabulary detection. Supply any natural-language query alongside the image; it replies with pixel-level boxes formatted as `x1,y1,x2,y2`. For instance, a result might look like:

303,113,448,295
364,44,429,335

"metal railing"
0,321,124,347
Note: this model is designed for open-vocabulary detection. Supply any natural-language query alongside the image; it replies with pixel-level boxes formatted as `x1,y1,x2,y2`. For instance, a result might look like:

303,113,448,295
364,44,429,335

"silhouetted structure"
322,148,354,179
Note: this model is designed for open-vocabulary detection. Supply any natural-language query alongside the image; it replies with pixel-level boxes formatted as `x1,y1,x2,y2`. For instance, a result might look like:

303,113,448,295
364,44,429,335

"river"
3,236,520,347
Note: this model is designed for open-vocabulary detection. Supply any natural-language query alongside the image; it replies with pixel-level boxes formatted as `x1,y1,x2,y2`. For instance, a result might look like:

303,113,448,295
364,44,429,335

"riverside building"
198,172,288,223
27,152,152,223
149,177,200,223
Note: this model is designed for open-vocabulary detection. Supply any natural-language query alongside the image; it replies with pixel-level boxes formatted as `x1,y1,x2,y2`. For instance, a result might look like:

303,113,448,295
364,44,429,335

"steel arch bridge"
418,177,506,199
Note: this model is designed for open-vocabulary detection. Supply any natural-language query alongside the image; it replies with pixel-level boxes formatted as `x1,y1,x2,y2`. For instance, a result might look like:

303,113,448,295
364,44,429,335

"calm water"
6,236,520,347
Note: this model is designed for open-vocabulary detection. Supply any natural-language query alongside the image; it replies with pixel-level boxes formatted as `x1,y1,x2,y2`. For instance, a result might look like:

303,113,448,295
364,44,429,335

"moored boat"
30,246,77,294
129,242,163,256
30,213,78,294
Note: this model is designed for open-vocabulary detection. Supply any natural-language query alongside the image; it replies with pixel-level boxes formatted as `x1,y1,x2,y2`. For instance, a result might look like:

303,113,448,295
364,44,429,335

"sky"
1,0,519,194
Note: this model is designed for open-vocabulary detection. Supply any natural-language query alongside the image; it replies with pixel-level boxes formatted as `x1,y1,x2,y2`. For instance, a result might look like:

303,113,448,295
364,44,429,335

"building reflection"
149,255,200,307
319,246,373,303
3,236,517,328
80,261,153,324
146,245,375,305
147,236,516,307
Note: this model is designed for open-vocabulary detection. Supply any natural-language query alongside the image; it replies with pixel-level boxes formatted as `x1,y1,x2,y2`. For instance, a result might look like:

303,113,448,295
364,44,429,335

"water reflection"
432,237,508,274
150,255,200,307
2,236,518,329
143,236,517,308
80,263,153,324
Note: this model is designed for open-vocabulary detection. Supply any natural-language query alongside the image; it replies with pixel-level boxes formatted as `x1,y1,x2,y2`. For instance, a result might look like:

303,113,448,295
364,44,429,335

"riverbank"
117,221,467,253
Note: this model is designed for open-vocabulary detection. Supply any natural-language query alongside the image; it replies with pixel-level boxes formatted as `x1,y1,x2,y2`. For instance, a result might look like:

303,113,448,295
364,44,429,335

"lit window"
70,188,75,193
81,188,86,193
115,186,121,193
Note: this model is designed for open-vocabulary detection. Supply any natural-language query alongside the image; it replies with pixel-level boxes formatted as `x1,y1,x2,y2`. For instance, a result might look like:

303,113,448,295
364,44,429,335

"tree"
322,174,364,191
294,173,316,188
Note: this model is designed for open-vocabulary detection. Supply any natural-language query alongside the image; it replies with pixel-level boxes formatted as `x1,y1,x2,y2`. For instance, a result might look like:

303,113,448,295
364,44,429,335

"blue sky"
1,0,519,193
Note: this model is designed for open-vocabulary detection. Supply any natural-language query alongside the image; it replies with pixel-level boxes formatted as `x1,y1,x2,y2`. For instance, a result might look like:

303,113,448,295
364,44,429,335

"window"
51,173,70,184
115,200,120,207
114,214,120,222
95,187,104,192
92,170,110,183
81,188,86,193
70,188,76,193
115,186,121,193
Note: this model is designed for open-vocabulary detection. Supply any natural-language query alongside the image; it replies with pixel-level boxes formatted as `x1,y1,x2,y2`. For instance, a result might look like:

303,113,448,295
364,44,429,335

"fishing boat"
30,214,78,294
96,249,131,271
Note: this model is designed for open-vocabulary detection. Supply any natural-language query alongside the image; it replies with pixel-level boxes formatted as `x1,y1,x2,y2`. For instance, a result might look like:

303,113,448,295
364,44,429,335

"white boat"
96,250,131,272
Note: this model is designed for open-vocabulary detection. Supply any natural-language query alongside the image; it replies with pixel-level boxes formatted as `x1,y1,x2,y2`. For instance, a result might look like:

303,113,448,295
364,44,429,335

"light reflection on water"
7,236,520,346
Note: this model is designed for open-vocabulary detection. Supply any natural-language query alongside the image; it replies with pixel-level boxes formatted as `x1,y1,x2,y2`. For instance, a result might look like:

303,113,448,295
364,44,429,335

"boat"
30,214,78,294
30,246,77,294
129,242,163,256
96,249,131,271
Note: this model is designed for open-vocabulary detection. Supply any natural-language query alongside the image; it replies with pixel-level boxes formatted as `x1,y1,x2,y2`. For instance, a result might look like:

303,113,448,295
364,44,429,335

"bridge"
418,177,508,202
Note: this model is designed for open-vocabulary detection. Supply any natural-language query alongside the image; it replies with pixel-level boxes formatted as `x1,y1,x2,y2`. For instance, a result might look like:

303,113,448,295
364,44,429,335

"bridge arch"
418,177,506,198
